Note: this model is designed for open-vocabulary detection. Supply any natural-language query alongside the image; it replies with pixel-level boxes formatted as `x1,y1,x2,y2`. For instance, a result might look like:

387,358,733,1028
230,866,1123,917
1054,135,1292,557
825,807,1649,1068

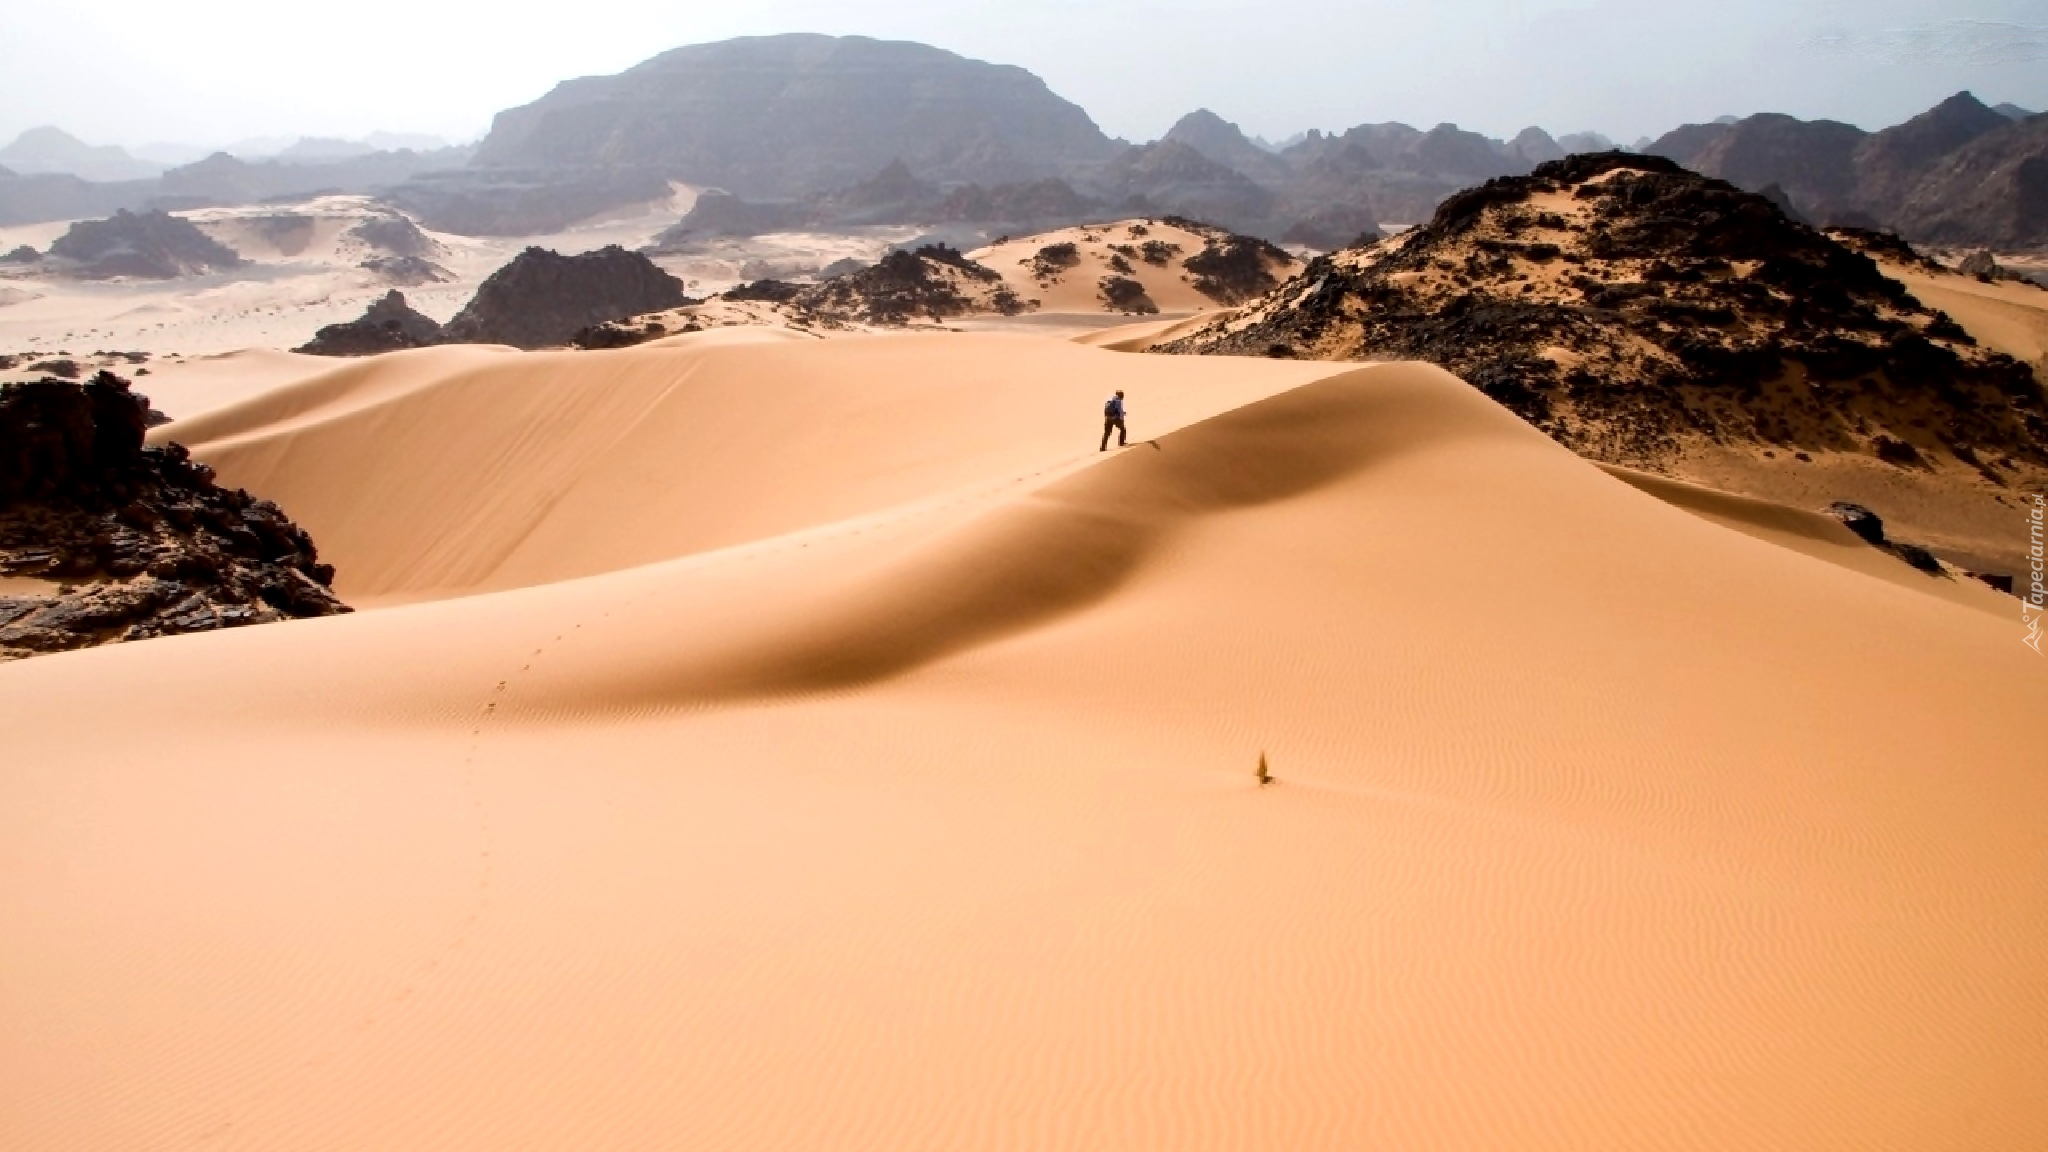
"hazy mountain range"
1,34,2042,248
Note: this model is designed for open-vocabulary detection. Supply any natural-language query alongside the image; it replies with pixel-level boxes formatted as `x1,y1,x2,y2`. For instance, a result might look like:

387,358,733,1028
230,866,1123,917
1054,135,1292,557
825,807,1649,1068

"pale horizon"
2,0,2044,157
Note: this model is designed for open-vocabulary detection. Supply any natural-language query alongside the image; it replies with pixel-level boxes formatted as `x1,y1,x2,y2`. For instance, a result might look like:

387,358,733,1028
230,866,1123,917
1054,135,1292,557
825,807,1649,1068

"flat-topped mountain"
472,34,1120,197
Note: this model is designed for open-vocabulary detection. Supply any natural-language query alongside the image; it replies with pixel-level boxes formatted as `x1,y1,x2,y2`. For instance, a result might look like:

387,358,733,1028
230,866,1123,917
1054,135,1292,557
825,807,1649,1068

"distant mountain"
471,34,1120,197
1097,140,1276,231
1510,127,1566,165
0,127,162,182
1892,113,2048,248
156,147,474,208
1851,91,2012,220
1645,92,2047,245
1680,113,1868,224
1161,110,1293,184
1994,103,2036,121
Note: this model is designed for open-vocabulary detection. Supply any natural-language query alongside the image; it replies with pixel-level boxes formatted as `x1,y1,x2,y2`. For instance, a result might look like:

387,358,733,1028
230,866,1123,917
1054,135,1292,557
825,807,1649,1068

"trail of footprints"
191,449,1110,1141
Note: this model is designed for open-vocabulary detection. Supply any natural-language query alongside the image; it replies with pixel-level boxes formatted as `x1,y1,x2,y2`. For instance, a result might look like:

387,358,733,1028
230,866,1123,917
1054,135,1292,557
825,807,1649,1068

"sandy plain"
2,318,2044,1150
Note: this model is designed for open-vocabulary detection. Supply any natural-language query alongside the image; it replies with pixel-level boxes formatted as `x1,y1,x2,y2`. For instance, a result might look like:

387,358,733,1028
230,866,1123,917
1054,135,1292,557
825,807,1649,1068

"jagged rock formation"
1852,92,2014,223
1647,93,2048,246
295,291,445,356
0,372,347,661
1510,127,1568,166
1098,141,1277,234
472,35,1119,197
1161,110,1294,185
1162,153,2046,478
44,209,246,279
440,246,690,348
1892,113,2048,250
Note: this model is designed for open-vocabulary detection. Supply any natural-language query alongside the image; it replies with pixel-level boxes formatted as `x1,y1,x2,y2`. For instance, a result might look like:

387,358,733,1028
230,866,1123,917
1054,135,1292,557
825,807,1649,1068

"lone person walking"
1100,390,1128,451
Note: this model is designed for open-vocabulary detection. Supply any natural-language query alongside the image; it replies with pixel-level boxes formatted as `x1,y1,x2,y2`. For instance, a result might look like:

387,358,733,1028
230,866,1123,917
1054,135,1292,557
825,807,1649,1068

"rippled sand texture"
3,331,2043,1150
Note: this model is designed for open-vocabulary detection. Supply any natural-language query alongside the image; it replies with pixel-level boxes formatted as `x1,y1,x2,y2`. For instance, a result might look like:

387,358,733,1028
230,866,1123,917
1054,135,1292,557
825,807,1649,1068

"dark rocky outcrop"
0,371,347,661
0,244,38,263
347,213,440,258
294,291,445,356
1162,153,2047,477
1177,222,1293,305
45,209,246,279
472,35,1119,198
765,245,1023,325
440,246,690,348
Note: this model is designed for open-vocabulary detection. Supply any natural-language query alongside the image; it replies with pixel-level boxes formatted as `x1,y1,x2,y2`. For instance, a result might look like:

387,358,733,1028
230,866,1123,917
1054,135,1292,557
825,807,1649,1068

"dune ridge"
3,335,2045,1151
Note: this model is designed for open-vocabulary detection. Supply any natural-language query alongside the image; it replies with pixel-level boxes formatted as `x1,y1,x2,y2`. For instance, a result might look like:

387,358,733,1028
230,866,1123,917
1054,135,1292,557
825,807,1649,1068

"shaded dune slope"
4,340,2045,1151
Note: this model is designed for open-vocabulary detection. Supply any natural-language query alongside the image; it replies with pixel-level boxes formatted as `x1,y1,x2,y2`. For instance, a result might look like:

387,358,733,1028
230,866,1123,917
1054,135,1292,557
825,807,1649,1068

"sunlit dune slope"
5,340,2045,1152
159,330,1338,603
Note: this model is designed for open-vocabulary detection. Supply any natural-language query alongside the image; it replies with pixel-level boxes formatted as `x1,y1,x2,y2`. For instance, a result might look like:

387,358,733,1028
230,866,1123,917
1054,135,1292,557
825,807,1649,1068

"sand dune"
3,334,2045,1151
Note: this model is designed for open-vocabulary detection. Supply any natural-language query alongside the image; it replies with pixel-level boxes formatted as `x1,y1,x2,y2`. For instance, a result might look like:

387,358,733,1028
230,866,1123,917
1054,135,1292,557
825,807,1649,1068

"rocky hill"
716,245,1027,328
295,291,445,356
440,246,691,348
45,209,246,279
1161,154,2045,486
0,372,347,661
471,34,1120,198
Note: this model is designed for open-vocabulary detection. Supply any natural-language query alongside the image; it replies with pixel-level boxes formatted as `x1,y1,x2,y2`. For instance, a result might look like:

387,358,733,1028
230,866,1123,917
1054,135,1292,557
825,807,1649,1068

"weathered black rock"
45,209,245,279
0,371,348,661
294,290,445,356
1828,502,1887,545
1162,152,2047,475
440,246,690,349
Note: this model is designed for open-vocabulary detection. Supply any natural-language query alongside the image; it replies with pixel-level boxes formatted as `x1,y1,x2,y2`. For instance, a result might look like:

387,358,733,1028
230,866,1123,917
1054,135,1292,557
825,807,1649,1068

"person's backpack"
1104,397,1119,418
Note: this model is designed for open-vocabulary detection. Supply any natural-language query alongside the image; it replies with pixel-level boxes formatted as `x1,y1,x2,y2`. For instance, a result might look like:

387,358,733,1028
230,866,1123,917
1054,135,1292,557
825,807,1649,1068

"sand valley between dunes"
2,329,2045,1150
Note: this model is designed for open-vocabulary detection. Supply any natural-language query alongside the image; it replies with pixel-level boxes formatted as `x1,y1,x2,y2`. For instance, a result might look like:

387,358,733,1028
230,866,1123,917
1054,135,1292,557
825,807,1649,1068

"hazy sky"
3,0,2044,151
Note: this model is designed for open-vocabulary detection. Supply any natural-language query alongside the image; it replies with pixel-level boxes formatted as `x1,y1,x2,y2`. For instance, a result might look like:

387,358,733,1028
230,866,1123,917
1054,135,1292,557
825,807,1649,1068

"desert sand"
0,191,910,359
2,326,2044,1150
971,219,1285,315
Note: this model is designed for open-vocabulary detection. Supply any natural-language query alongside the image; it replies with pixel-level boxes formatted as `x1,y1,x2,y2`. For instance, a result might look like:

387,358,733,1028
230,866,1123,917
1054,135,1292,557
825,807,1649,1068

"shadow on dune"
564,364,1537,710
